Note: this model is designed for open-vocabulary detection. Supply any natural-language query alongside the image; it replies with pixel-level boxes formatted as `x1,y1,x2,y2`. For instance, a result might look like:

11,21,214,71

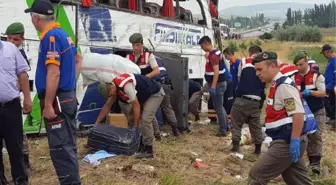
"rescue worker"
293,52,326,175
1,22,31,171
320,44,336,125
249,51,314,185
223,48,240,122
0,35,31,185
223,47,241,97
127,33,180,136
230,45,265,154
198,36,231,136
96,73,164,159
24,0,82,184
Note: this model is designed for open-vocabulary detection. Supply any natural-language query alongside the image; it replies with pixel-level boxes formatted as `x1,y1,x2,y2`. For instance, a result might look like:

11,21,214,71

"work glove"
301,89,312,98
209,87,216,96
289,138,301,163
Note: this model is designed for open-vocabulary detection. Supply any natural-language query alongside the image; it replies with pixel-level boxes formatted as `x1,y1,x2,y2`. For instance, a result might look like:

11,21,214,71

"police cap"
129,33,143,44
293,52,307,64
98,82,110,100
252,51,278,64
5,22,25,35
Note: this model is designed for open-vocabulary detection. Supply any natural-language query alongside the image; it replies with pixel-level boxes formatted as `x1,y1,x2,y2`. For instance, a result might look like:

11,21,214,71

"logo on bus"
153,23,201,46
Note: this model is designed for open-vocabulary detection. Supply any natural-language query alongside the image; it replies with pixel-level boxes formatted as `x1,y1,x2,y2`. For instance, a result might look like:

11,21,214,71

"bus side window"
143,2,162,16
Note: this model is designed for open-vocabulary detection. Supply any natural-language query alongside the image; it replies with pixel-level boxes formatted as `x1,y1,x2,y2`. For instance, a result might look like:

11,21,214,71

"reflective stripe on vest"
113,73,136,103
280,63,298,77
265,77,294,129
159,67,166,71
205,50,226,75
241,57,255,69
294,71,319,91
127,51,151,69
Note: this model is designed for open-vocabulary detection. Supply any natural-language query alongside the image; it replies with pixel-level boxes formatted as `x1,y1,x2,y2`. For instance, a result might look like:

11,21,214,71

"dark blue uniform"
36,22,80,185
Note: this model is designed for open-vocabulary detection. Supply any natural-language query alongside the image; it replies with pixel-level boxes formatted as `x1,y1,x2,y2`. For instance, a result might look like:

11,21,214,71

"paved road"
241,30,264,38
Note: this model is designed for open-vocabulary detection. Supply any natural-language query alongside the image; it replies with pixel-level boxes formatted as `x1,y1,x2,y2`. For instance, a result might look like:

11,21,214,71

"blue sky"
219,0,332,9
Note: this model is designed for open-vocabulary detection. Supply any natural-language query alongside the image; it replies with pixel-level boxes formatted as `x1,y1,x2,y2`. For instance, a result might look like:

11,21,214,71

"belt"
38,89,74,99
240,96,260,102
0,97,20,107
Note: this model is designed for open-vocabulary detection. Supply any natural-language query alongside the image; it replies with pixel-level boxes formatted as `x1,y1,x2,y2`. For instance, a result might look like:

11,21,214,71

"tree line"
284,0,336,28
219,13,269,29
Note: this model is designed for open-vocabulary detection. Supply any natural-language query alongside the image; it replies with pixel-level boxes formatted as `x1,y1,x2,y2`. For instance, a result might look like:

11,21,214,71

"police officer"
293,52,326,175
296,50,320,72
24,1,81,184
249,51,314,185
3,22,31,170
198,36,231,136
230,45,265,154
127,33,179,136
320,44,336,125
96,73,164,159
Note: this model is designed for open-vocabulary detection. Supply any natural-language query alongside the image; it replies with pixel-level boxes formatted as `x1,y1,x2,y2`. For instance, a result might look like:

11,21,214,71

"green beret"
5,22,25,35
293,52,307,64
252,51,278,64
129,33,143,43
98,82,110,100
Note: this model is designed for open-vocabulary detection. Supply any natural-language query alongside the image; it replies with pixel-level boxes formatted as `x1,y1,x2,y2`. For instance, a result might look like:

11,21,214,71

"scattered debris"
194,161,209,168
235,175,243,180
132,164,155,173
231,153,244,160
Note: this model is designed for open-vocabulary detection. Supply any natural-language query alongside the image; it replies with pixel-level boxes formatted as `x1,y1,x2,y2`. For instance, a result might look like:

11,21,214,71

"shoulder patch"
284,98,295,112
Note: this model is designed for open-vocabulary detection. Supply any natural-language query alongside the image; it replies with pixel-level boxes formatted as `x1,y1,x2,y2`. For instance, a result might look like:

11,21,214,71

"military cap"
98,82,110,100
293,52,307,64
5,22,25,35
129,33,143,43
252,51,278,64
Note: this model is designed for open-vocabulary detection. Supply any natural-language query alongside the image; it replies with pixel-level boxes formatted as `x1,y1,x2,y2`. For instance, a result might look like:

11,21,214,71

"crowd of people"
0,0,335,185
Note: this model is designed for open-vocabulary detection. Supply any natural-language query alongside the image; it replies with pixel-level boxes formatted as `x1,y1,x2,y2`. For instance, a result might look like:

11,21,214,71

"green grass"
287,46,334,73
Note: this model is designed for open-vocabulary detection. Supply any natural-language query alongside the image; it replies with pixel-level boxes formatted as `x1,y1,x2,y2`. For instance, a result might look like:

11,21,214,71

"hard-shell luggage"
87,124,140,156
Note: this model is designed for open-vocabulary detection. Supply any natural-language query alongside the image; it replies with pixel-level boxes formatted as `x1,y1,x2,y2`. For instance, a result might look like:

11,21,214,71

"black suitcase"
87,124,140,156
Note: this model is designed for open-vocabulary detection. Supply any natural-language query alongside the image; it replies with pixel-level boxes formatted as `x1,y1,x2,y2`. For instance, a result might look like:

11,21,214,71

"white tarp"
81,53,141,87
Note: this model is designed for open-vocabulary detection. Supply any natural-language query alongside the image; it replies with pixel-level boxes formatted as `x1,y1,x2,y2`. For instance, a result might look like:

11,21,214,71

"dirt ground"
3,121,336,185
2,39,336,185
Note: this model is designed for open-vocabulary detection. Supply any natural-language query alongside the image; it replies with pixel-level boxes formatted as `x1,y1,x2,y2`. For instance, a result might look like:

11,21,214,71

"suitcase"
87,124,140,156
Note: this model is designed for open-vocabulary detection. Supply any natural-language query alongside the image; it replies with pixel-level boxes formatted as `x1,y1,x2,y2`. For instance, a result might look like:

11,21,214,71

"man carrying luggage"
97,73,164,159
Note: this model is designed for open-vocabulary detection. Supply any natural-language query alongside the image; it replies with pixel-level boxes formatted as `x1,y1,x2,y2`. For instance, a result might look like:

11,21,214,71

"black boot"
23,154,30,169
231,141,240,153
171,125,180,137
137,138,145,153
154,134,162,141
254,144,262,155
195,115,200,122
309,156,321,175
135,145,154,159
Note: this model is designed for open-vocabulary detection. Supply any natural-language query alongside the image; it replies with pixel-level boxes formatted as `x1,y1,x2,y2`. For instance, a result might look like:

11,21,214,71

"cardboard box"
107,113,129,128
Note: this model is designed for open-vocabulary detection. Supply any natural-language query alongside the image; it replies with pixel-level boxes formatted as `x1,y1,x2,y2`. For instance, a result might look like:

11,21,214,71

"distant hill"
219,2,315,20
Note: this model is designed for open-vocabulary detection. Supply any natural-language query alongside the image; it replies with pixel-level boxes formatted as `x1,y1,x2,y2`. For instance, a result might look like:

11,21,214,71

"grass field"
2,38,336,185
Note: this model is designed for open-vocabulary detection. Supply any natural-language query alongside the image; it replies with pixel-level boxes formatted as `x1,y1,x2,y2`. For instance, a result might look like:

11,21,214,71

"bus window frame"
60,0,209,28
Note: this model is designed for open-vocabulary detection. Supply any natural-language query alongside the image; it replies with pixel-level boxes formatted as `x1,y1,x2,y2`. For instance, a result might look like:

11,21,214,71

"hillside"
219,2,314,19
